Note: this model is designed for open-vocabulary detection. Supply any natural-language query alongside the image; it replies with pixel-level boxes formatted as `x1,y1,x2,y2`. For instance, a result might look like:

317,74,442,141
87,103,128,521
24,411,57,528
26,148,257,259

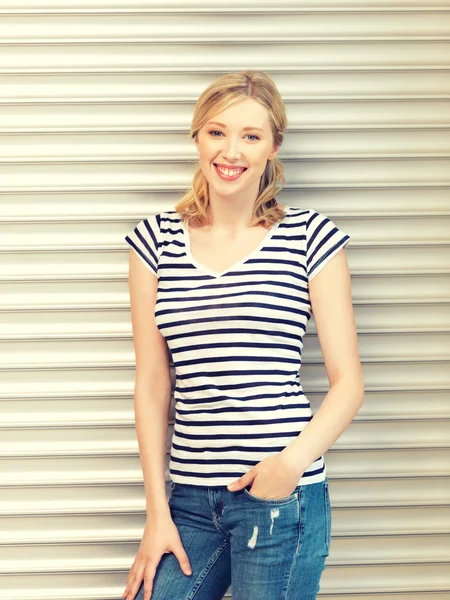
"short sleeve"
124,214,160,276
306,209,350,281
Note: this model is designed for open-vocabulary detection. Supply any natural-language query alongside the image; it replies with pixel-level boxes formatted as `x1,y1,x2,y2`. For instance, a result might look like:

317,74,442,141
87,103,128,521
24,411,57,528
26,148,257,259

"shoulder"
124,211,169,275
304,207,349,241
130,209,180,239
303,207,351,281
280,205,313,232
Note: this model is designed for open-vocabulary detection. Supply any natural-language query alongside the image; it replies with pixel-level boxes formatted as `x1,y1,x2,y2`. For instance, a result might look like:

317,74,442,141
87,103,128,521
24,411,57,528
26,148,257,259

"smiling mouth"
213,164,248,178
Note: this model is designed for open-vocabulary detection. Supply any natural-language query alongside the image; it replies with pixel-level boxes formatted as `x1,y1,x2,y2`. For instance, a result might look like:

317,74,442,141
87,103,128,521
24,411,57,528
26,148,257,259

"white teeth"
216,165,245,177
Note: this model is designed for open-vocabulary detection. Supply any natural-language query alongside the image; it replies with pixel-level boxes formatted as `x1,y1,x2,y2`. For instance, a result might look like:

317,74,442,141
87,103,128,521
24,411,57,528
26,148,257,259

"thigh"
229,479,330,600
285,478,331,600
135,483,232,600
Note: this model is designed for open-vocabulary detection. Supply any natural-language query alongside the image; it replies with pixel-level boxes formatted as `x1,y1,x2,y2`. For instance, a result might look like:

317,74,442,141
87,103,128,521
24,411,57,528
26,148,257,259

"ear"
267,143,280,161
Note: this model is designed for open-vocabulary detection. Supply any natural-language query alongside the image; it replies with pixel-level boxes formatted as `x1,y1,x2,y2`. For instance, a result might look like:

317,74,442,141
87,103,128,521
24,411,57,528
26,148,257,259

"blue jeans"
136,477,331,600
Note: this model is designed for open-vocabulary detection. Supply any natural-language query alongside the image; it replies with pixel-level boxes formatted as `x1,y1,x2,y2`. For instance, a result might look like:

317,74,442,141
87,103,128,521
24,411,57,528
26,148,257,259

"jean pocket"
170,480,176,492
324,480,331,554
243,485,299,505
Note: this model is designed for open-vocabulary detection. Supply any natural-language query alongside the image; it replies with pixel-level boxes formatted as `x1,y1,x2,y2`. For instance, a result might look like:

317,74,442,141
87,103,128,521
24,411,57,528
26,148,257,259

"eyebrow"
207,121,264,133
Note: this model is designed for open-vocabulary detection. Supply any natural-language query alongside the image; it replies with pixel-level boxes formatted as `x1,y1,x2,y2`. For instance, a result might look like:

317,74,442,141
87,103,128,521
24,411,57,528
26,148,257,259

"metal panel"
0,0,448,597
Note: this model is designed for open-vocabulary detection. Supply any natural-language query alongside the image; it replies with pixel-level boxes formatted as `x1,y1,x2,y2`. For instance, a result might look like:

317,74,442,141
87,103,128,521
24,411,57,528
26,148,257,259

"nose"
222,136,242,160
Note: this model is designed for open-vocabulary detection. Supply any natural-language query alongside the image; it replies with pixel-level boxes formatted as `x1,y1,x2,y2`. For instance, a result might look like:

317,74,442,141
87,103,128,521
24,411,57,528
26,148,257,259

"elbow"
334,372,365,407
348,371,365,406
355,375,365,407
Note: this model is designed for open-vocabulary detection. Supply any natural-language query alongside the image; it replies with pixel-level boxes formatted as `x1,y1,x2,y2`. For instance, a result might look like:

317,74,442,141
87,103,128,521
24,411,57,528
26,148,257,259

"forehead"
206,99,271,130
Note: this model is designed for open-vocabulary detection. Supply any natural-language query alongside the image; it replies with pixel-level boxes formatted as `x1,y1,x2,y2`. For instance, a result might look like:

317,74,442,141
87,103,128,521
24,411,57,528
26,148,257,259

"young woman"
123,70,364,600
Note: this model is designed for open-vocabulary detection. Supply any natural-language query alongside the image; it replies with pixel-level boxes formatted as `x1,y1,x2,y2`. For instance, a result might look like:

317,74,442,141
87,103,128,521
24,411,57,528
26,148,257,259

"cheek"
199,149,216,170
248,150,268,167
199,158,214,180
247,157,268,176
197,137,215,154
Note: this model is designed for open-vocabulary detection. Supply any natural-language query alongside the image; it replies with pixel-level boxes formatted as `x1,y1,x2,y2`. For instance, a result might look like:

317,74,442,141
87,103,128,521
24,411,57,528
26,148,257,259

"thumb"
227,472,252,492
173,541,192,576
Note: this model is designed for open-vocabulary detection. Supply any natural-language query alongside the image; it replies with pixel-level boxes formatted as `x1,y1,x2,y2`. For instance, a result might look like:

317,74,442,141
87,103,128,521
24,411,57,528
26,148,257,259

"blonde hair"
175,70,288,229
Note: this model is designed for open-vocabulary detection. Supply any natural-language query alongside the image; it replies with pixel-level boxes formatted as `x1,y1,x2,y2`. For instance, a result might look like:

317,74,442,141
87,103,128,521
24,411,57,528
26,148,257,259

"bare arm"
284,246,365,470
128,249,172,517
123,247,192,599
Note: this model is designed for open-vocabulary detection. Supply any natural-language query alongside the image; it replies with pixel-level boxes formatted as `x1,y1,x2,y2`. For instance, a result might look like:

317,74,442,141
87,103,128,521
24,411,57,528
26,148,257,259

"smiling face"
194,98,280,205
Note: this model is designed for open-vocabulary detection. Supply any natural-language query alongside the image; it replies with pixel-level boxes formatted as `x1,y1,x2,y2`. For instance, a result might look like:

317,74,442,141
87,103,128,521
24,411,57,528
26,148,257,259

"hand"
227,448,305,500
122,514,192,600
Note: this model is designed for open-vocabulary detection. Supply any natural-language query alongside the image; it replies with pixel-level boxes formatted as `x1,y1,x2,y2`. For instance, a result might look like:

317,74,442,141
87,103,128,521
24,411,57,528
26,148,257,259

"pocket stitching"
243,487,299,505
295,486,303,555
324,481,331,553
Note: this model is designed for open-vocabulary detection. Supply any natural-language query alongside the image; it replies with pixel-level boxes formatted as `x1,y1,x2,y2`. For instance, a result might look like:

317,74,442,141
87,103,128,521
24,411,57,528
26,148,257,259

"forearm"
282,376,365,472
134,381,172,518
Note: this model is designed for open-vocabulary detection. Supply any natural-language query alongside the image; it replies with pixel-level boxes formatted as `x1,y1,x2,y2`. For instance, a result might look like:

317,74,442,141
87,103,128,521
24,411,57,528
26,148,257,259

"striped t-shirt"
125,205,350,487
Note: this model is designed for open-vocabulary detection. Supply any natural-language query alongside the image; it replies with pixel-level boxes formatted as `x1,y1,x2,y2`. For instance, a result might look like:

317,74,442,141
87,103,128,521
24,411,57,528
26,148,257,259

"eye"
208,130,260,141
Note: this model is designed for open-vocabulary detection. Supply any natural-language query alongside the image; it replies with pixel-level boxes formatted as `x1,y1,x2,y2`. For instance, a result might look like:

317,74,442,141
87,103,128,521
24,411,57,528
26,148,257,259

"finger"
172,542,192,575
125,563,146,600
143,565,157,600
122,560,139,598
122,568,135,598
121,586,128,599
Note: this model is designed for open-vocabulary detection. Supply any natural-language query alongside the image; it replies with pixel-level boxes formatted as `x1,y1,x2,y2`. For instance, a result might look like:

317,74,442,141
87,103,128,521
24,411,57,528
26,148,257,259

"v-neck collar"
180,206,291,279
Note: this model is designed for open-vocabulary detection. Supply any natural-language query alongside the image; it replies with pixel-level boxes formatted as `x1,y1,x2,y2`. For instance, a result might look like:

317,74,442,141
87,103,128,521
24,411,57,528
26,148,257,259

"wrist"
281,442,311,475
146,498,171,516
146,505,172,522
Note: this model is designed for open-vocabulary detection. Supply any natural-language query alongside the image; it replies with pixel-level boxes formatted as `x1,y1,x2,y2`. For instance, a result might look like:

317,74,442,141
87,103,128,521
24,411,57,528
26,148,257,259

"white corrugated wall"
1,1,449,598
